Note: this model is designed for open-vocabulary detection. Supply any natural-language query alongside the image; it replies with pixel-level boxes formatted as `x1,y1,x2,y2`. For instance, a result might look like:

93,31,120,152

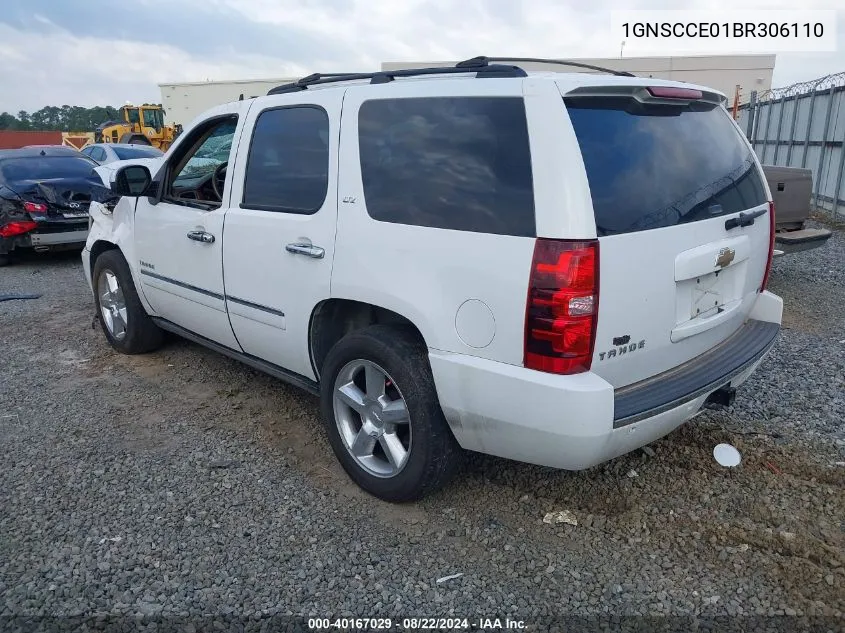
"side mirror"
112,165,152,197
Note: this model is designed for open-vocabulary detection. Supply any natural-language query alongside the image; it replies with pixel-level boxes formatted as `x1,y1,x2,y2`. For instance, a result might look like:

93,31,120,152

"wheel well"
89,240,118,276
309,299,425,378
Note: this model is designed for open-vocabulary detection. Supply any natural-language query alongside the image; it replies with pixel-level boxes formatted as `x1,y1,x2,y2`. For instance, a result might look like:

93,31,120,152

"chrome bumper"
30,229,89,246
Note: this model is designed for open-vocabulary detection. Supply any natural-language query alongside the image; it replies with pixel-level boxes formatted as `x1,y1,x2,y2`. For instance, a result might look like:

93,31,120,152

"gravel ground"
1,223,843,632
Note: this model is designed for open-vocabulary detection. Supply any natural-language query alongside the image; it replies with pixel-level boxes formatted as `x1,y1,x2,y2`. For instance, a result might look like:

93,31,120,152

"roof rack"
267,64,527,95
456,56,636,77
266,55,634,96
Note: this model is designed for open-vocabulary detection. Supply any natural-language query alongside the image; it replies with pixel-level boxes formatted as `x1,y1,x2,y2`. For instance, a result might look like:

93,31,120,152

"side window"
92,147,107,162
241,106,329,214
167,117,237,206
81,147,93,157
358,97,535,237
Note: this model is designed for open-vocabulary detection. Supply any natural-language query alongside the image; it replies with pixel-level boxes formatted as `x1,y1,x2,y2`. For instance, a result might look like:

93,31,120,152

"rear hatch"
561,83,772,389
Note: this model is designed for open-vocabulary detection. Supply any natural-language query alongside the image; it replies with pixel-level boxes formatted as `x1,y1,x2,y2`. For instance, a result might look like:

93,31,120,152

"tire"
320,324,462,502
118,133,151,146
92,249,163,354
0,254,10,267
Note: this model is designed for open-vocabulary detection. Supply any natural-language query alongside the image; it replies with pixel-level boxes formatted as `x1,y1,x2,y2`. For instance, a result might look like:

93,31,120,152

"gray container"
762,165,812,230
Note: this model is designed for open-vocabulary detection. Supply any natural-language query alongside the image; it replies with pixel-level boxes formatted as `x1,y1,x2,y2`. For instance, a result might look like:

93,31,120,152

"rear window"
113,145,163,160
358,97,535,237
0,156,98,182
565,98,767,236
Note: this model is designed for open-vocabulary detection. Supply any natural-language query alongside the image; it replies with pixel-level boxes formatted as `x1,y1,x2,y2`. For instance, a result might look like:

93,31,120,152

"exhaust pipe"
33,246,50,253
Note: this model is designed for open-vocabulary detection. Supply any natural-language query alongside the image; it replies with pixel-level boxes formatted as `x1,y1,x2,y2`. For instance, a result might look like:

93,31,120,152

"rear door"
558,83,772,388
222,91,343,380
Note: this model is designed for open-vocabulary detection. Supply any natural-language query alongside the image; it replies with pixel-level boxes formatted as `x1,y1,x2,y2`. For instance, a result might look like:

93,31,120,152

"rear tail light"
23,201,48,214
646,86,703,100
760,201,776,291
0,221,39,238
524,239,599,375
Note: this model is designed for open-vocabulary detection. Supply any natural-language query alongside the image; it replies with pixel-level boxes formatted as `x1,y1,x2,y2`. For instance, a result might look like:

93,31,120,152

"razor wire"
755,70,845,102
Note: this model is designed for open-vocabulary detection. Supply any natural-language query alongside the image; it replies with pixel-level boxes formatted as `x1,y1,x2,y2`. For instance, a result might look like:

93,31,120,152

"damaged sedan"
0,146,117,266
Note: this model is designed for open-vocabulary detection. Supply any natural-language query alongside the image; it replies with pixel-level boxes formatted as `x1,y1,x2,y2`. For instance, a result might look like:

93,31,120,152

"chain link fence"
737,71,845,217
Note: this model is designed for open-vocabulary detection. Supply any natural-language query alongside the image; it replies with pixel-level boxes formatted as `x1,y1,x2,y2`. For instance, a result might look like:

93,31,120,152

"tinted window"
565,98,767,236
0,156,97,182
242,107,329,213
113,145,163,160
358,97,535,237
91,147,107,162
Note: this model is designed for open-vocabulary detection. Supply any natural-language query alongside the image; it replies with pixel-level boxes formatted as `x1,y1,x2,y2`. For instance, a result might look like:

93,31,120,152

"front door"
223,92,344,380
134,103,251,349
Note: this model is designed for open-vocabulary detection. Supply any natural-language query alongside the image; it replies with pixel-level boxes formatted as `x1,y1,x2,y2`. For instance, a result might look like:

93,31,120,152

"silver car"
81,143,163,165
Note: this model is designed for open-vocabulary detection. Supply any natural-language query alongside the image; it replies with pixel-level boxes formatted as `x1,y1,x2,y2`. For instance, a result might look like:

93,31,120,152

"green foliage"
0,106,122,132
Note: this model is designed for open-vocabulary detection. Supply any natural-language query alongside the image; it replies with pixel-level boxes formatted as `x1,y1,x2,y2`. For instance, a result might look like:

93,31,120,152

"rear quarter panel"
332,79,549,365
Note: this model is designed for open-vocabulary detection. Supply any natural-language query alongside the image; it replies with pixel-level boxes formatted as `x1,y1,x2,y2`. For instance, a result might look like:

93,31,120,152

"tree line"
0,106,122,132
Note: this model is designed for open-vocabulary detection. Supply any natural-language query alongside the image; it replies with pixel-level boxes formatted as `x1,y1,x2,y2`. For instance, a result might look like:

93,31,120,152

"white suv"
83,58,783,502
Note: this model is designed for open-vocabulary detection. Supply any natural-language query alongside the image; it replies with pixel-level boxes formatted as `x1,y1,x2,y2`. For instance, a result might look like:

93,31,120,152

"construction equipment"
61,132,94,151
94,104,182,151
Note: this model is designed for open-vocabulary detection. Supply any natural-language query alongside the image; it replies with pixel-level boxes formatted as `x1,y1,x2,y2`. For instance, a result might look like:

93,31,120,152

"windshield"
565,98,767,236
142,108,164,131
113,145,163,160
173,120,236,186
0,156,98,182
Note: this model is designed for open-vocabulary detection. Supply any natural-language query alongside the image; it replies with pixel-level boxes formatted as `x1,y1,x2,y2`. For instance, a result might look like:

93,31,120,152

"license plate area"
691,269,730,319
676,264,745,325
671,237,750,343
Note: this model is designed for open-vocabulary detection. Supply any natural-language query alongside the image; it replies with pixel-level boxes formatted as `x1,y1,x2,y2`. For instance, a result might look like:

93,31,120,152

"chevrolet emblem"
716,247,736,268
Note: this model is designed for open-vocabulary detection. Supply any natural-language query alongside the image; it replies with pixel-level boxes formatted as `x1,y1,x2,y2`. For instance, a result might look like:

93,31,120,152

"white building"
160,55,775,126
159,78,296,126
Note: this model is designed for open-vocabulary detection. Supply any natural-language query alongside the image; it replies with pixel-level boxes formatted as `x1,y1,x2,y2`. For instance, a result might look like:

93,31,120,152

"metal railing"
737,72,845,217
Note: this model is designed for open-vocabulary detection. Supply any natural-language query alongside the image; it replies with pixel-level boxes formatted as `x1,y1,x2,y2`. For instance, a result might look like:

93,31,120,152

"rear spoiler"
564,84,726,107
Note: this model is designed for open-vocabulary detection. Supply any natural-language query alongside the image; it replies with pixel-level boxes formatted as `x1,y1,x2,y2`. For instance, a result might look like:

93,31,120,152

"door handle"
187,230,215,243
285,242,325,259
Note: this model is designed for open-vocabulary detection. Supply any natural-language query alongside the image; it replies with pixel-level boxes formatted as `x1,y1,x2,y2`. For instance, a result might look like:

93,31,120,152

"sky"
0,0,842,113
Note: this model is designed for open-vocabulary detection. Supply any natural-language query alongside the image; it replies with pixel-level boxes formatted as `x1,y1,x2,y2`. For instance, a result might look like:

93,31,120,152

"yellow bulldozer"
94,104,182,151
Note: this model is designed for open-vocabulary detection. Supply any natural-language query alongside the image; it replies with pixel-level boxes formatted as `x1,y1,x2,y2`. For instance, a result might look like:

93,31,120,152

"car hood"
94,157,163,187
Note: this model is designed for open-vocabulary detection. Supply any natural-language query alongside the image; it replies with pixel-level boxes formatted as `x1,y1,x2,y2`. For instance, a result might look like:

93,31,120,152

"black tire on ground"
118,133,152,146
0,254,10,267
92,249,163,354
320,324,462,502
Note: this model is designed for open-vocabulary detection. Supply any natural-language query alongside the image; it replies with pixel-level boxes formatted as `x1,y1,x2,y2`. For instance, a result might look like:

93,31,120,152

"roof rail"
456,56,636,77
267,64,527,95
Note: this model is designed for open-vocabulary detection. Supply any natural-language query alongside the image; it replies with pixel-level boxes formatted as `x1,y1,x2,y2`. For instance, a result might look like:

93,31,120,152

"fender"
85,196,157,316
